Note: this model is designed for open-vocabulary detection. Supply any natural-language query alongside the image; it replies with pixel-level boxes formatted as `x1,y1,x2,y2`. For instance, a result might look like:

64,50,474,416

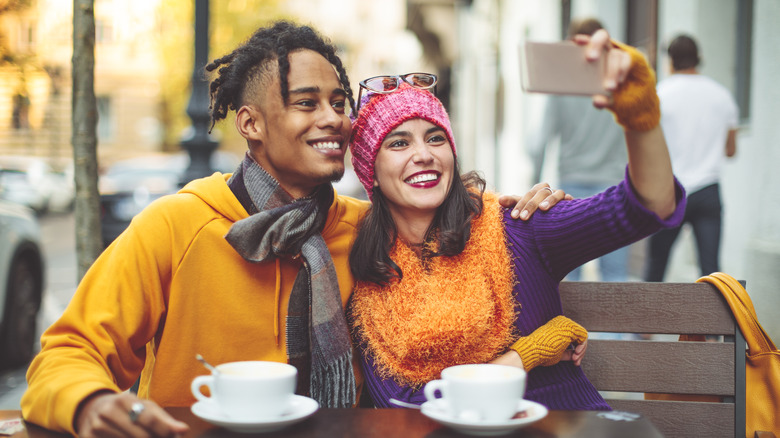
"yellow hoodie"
21,173,368,434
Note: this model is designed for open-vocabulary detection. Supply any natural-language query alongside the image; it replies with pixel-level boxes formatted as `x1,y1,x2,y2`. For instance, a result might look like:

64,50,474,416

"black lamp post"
180,0,217,186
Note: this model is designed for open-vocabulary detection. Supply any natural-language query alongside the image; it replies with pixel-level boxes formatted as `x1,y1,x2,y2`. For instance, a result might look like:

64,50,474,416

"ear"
235,105,265,141
373,177,379,188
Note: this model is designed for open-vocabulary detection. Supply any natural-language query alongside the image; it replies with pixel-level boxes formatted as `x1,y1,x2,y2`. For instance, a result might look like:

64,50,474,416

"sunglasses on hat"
355,72,438,114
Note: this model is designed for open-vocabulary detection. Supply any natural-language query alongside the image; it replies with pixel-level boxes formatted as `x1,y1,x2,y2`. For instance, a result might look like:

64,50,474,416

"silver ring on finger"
542,187,554,195
128,402,145,423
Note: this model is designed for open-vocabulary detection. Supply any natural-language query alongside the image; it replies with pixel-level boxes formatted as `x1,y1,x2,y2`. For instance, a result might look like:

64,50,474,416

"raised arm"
577,30,676,220
726,128,737,158
623,127,676,219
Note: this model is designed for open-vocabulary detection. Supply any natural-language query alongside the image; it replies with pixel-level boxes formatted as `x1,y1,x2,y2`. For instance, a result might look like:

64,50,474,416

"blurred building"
442,0,779,340
324,0,778,339
1,0,778,339
0,0,166,170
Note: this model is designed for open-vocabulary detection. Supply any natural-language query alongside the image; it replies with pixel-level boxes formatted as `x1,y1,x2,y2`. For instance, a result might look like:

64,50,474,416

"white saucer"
191,395,318,433
421,399,548,436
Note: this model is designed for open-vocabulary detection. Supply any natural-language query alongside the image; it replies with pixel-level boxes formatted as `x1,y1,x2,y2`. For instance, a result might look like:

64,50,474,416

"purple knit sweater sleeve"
513,170,686,283
500,171,685,410
359,348,428,408
356,172,686,410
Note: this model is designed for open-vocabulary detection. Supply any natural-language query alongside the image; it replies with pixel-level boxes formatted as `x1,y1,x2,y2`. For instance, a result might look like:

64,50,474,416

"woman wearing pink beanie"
347,30,686,411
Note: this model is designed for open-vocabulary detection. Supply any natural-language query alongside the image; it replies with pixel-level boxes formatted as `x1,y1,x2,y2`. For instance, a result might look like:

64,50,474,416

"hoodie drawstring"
274,258,281,346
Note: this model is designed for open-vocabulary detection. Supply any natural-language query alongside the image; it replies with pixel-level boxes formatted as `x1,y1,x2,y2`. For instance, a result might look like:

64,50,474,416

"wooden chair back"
560,281,746,438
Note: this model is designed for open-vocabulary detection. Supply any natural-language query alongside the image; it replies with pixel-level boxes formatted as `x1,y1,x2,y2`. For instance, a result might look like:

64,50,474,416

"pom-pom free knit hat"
350,83,456,201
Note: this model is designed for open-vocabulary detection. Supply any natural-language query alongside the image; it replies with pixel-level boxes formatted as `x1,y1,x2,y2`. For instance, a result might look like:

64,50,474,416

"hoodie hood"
178,172,249,223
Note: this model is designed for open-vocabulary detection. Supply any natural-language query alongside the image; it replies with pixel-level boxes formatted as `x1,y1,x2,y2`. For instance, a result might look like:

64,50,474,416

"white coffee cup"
191,361,297,421
423,364,526,422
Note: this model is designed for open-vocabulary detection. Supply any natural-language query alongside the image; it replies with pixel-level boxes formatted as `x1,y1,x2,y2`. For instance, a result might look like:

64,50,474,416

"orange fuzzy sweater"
350,192,516,386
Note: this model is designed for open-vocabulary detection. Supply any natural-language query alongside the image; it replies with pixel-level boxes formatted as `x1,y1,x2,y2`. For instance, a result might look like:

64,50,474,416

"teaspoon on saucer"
196,354,219,374
389,398,422,409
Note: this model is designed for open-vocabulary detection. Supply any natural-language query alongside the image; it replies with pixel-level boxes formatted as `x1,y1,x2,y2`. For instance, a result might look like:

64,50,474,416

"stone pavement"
0,368,27,409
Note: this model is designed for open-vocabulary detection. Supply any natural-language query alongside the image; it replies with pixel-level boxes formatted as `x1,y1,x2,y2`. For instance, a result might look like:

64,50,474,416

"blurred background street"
0,211,75,408
1,0,779,411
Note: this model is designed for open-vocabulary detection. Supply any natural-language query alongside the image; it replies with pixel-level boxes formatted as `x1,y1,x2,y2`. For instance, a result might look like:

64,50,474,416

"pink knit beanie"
350,83,457,201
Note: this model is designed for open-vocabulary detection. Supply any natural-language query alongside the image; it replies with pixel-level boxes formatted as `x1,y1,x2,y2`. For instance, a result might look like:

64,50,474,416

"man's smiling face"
250,49,351,199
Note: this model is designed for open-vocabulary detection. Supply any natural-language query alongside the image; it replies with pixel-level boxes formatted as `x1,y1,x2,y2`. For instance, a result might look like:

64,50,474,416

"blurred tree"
155,0,284,153
72,0,102,279
0,0,31,15
0,0,34,79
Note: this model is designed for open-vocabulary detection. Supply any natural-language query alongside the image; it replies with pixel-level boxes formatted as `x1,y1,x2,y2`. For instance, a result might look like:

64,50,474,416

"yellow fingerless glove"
510,315,588,371
607,40,660,132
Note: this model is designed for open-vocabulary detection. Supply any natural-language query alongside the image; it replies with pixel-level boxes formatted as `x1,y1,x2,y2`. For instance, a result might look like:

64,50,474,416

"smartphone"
520,41,609,96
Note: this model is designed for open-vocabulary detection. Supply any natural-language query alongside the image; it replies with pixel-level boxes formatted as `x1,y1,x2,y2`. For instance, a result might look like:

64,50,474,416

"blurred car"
0,155,75,215
333,166,368,200
0,156,52,214
0,200,44,369
43,160,76,213
99,151,240,247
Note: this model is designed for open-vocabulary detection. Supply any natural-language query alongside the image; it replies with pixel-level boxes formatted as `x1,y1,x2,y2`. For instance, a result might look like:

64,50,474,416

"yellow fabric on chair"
697,272,780,438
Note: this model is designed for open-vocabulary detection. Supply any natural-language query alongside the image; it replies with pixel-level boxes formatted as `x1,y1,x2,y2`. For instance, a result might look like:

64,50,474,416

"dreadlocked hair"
205,20,355,132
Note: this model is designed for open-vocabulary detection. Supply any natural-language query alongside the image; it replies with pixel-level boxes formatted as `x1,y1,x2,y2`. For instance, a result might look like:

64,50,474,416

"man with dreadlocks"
21,21,563,437
21,21,362,437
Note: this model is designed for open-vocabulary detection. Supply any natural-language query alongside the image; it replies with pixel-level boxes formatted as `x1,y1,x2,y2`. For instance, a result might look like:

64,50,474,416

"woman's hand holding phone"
522,30,659,132
521,29,632,108
572,29,632,109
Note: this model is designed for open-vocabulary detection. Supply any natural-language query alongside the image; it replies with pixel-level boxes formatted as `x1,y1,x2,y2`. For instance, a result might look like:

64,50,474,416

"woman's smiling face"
372,118,454,220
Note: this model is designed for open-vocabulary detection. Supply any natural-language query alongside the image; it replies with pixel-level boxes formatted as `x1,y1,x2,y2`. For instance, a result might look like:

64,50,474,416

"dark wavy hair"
567,17,604,39
205,21,355,131
668,34,700,71
349,163,486,285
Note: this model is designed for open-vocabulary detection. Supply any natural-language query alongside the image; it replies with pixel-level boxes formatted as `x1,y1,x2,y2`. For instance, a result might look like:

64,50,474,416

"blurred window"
560,0,571,40
735,0,753,122
97,96,114,140
561,0,752,123
18,21,36,51
11,93,30,130
96,18,114,43
625,0,658,71
560,0,659,69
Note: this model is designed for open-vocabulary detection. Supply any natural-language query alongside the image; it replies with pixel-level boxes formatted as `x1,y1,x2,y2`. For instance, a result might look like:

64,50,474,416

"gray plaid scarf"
225,154,356,408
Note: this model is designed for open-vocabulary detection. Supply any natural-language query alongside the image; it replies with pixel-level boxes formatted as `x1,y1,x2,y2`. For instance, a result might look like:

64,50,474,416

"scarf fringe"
311,353,356,408
226,154,354,408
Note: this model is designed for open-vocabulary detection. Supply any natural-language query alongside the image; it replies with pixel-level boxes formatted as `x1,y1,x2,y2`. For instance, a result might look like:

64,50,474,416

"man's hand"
499,183,572,220
76,391,189,438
